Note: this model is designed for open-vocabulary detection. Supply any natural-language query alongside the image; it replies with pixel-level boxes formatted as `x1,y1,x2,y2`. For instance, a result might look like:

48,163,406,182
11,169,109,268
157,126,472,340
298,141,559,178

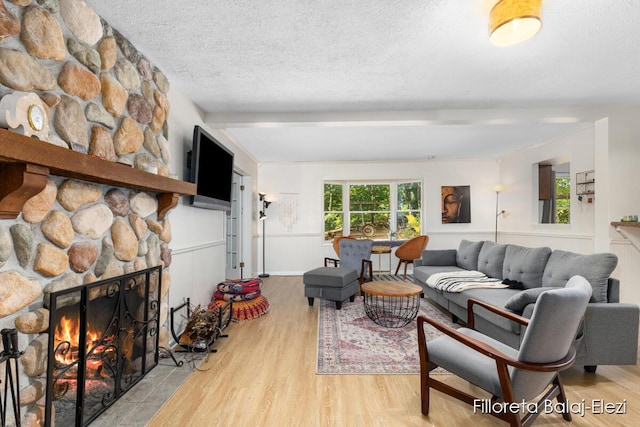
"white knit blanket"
426,270,507,292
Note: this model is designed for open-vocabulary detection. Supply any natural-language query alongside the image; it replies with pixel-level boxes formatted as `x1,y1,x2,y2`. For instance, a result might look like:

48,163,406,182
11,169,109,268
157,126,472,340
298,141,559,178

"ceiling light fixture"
489,0,542,47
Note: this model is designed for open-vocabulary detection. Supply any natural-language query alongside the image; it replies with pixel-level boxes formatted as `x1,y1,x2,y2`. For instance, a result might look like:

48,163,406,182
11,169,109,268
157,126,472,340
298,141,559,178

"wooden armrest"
324,257,339,267
467,298,530,329
418,315,517,365
417,315,576,372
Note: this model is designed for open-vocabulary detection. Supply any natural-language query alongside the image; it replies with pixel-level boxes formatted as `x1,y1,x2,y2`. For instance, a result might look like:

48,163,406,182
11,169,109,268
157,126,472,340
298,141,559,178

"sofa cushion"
421,249,457,266
477,241,507,279
502,244,552,289
542,251,618,303
445,288,523,334
456,240,484,270
504,287,557,313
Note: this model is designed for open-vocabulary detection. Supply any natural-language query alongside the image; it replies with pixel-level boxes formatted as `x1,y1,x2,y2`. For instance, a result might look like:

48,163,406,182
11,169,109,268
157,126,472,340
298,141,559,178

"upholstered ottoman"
303,267,360,309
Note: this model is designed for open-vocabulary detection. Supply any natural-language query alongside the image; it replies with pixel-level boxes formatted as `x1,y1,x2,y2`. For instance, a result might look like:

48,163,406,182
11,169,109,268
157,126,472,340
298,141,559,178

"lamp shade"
492,183,505,192
490,0,542,47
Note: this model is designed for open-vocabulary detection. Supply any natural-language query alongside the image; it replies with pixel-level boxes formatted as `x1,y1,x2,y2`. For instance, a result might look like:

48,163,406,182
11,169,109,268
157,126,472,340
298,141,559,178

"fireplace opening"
45,266,162,427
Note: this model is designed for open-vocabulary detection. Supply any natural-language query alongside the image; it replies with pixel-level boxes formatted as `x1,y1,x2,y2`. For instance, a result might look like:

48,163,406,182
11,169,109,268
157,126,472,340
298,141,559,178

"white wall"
497,126,596,252
165,90,258,309
603,108,640,305
496,111,640,306
257,159,499,275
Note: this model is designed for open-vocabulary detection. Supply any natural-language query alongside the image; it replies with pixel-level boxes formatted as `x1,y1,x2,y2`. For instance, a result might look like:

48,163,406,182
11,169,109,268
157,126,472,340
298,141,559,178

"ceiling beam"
204,107,606,128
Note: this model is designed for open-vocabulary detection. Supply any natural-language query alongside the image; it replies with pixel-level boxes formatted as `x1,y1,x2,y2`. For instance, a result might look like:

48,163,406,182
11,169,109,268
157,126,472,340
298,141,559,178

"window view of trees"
397,182,421,238
324,183,343,238
555,176,570,224
323,181,422,241
349,184,390,238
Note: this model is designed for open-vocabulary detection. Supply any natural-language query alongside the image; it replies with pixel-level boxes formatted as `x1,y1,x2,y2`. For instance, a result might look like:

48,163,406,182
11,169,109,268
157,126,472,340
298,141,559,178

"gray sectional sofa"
413,239,639,372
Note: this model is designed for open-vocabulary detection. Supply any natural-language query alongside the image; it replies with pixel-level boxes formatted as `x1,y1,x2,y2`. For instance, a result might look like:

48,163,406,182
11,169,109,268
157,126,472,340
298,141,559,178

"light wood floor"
149,276,640,426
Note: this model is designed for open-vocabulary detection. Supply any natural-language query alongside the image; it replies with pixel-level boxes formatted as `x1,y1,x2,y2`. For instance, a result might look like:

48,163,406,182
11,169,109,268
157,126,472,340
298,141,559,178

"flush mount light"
490,0,542,47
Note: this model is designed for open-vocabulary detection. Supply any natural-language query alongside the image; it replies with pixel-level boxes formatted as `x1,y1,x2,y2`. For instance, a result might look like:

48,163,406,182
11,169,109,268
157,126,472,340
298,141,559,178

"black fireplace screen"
45,265,162,426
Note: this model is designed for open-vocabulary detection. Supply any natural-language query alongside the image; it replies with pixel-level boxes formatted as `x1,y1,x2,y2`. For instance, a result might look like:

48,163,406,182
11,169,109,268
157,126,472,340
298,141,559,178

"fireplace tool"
0,328,21,427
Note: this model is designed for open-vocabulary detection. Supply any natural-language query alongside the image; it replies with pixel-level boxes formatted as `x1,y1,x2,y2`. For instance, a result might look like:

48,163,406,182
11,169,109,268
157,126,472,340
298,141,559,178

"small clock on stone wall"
0,91,50,140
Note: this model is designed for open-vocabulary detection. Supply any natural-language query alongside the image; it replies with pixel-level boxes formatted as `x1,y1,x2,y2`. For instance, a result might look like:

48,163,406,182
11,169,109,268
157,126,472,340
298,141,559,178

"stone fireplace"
0,2,187,425
45,266,161,426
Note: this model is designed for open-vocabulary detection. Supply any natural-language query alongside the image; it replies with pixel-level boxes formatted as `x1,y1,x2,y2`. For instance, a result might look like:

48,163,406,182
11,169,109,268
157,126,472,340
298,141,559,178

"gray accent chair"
417,275,592,427
303,239,373,309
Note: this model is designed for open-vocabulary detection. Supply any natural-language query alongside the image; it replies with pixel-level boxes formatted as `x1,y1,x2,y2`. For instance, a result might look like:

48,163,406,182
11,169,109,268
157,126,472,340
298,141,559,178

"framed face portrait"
442,186,471,224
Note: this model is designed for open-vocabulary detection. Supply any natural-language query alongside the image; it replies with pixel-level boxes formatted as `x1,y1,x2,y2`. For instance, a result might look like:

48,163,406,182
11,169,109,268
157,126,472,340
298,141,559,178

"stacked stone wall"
0,1,175,425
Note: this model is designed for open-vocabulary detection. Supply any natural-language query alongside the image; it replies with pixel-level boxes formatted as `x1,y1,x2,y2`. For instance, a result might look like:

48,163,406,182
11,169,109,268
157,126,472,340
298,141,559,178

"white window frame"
323,179,423,241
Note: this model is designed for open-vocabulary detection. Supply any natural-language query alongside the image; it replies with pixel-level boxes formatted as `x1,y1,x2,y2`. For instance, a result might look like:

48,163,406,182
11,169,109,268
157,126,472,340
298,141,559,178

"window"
324,183,344,239
537,160,570,224
323,180,422,241
349,184,390,238
555,175,570,224
397,182,421,237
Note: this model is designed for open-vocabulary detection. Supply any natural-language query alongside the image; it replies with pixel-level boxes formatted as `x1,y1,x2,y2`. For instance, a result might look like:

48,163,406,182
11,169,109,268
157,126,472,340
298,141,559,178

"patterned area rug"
317,279,457,374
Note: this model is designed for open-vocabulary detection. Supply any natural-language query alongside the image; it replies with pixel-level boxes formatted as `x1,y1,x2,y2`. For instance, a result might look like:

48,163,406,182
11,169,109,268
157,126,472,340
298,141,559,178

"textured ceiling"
85,0,640,162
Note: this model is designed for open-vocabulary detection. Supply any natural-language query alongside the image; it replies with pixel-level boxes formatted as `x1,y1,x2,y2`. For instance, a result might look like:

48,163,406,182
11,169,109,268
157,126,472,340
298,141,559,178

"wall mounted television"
188,125,234,211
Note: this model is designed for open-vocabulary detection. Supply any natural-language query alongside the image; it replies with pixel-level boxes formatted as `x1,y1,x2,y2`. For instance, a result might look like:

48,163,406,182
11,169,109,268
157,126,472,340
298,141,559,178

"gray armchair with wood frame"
417,275,592,426
303,239,373,309
332,235,355,257
324,238,373,285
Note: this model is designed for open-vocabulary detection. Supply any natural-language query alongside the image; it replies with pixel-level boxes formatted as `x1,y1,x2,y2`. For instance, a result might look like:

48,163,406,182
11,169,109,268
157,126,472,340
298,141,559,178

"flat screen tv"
189,126,234,211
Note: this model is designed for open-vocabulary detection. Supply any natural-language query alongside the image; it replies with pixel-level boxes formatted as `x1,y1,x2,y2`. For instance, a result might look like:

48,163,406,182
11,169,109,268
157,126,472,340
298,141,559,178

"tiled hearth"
92,352,201,427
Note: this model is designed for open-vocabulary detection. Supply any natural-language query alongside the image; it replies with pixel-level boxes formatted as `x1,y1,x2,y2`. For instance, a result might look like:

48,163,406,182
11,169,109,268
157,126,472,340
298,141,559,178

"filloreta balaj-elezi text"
473,399,627,418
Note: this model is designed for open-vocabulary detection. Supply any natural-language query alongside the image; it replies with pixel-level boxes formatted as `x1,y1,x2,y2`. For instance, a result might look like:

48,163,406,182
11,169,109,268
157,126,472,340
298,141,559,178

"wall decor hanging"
441,185,471,224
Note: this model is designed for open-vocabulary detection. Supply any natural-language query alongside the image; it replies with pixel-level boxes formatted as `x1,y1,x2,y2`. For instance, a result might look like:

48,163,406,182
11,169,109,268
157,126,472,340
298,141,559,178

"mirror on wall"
537,160,570,224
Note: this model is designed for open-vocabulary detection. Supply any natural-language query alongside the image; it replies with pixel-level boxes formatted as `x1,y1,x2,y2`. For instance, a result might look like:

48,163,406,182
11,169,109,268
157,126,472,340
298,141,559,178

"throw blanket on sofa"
426,270,507,292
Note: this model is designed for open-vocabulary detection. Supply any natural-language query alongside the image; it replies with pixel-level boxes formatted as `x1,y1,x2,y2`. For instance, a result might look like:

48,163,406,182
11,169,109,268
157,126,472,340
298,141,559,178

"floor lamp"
492,184,505,242
259,192,271,278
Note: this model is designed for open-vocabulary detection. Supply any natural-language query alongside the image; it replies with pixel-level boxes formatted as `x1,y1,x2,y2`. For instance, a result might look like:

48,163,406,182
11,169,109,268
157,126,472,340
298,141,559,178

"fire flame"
54,315,103,369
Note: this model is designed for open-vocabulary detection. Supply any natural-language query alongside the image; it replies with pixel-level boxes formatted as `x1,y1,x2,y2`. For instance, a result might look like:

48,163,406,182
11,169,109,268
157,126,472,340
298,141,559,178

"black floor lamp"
259,192,271,278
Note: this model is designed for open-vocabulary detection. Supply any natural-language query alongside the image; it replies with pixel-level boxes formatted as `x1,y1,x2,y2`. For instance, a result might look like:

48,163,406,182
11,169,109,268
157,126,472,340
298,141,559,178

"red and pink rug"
317,296,457,374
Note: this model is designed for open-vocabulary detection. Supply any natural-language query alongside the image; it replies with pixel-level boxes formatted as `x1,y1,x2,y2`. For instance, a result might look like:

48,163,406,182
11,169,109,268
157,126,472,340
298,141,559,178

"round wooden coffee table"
361,281,423,328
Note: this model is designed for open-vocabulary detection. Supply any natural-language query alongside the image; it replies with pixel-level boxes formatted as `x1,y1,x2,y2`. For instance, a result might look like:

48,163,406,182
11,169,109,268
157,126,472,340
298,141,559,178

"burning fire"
55,316,106,374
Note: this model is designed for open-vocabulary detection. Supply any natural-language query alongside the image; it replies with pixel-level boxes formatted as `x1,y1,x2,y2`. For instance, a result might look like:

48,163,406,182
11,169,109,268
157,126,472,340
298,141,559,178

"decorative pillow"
214,289,261,301
542,251,617,303
456,240,484,270
502,279,524,289
504,287,557,313
216,278,262,294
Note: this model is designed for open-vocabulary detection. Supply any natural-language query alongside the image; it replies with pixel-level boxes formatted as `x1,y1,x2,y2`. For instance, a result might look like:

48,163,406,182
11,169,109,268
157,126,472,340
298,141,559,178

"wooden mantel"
0,128,196,220
611,221,640,228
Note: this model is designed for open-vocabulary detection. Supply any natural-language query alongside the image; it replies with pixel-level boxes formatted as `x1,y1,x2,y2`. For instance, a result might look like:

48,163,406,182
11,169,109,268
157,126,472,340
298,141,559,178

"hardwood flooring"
149,276,640,426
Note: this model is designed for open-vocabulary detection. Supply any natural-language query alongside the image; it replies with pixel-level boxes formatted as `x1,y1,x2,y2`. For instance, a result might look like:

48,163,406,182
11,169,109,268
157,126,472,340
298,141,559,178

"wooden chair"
417,276,592,426
394,235,429,277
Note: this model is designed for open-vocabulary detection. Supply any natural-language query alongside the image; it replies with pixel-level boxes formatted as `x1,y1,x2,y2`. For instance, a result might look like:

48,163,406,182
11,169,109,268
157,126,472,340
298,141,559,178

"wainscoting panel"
610,239,640,306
